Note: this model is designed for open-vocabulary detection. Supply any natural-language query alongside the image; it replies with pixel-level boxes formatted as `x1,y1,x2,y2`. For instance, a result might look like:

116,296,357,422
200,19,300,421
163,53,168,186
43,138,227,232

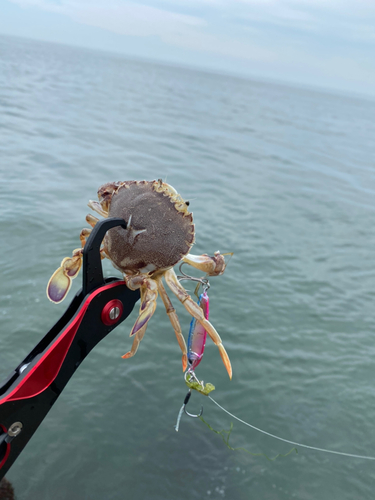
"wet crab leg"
46,248,83,303
164,268,232,379
155,276,188,372
121,325,147,359
47,227,107,304
125,276,158,338
87,200,108,218
182,251,232,276
80,228,92,246
86,213,99,228
81,226,109,259
122,288,148,359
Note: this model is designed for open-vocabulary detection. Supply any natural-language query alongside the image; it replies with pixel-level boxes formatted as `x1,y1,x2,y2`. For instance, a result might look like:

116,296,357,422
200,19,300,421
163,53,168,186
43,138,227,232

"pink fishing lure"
187,290,209,371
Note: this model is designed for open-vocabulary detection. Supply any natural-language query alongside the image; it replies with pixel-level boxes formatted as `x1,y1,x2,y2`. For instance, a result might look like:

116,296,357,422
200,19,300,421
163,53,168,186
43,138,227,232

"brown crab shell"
102,180,195,275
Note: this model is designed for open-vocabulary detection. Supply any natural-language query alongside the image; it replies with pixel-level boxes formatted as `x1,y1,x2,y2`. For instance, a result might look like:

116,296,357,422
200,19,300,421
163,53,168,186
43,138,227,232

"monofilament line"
208,396,375,460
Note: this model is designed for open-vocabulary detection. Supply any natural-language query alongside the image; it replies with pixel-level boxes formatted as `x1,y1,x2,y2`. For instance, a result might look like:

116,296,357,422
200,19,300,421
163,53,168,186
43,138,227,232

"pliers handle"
0,218,139,479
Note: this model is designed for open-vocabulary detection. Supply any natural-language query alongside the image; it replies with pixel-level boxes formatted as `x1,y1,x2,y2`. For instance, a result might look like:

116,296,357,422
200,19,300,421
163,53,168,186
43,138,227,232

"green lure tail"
199,417,298,461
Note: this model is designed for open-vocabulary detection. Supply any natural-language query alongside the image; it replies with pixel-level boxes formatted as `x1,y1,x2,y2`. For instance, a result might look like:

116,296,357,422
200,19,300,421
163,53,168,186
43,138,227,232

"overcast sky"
1,0,374,97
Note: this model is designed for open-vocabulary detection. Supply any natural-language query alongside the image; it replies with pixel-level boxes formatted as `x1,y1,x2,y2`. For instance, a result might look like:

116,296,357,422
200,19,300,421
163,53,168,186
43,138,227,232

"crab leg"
80,227,109,259
122,326,147,359
122,288,148,359
182,251,232,276
47,248,83,303
164,268,232,379
86,213,99,228
47,227,107,304
80,228,92,247
125,276,158,338
87,200,108,218
155,276,188,372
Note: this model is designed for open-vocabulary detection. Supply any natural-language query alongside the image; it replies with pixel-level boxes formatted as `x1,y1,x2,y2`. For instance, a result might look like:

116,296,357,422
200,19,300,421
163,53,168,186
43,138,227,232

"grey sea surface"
1,34,375,499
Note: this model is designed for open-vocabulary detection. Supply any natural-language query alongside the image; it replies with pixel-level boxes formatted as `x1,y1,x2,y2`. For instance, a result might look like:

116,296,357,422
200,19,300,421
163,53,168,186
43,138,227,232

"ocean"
1,34,375,499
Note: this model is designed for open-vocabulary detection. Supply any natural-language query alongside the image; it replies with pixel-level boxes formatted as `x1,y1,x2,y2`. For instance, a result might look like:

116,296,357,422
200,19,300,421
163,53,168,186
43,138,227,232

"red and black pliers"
0,218,139,480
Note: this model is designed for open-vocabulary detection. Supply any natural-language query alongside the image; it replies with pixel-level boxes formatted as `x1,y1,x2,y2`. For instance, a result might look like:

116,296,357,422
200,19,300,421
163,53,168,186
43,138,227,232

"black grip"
82,217,127,296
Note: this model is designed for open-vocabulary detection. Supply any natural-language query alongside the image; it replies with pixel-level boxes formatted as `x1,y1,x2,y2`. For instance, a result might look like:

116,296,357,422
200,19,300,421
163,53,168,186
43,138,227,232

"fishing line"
208,396,375,460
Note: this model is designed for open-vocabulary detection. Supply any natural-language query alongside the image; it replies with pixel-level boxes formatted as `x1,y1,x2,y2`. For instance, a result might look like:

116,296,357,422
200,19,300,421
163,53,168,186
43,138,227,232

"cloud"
71,1,206,38
7,0,375,95
10,0,275,61
10,0,375,45
11,0,205,33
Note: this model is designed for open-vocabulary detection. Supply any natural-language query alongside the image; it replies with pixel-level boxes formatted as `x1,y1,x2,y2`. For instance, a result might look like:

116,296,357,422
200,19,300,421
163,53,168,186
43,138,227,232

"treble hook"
175,390,203,432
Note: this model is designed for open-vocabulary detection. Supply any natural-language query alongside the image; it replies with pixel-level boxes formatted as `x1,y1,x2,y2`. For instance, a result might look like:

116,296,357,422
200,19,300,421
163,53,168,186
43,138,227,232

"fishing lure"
187,289,209,373
175,286,214,431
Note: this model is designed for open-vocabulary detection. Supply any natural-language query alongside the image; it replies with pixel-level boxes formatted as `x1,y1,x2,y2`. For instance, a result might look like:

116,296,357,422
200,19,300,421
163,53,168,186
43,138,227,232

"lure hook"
177,263,210,293
183,390,203,418
174,389,203,432
184,405,203,418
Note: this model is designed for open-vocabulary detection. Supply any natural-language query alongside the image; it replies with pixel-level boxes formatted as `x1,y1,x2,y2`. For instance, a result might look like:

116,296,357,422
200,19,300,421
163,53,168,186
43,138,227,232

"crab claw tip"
218,344,232,380
182,354,188,372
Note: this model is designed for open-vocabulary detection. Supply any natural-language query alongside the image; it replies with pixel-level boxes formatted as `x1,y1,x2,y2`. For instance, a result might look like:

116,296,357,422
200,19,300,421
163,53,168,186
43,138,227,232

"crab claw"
182,251,232,276
46,251,82,303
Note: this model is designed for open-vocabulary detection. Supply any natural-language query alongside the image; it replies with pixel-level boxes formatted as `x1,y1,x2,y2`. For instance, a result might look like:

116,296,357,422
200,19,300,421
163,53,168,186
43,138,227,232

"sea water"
1,34,375,499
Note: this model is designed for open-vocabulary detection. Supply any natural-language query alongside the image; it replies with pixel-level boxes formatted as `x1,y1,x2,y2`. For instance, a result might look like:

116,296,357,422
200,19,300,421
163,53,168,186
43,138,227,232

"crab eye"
185,201,190,206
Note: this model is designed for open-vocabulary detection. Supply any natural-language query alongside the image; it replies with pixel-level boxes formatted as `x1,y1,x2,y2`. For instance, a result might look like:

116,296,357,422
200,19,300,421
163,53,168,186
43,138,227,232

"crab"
47,180,232,378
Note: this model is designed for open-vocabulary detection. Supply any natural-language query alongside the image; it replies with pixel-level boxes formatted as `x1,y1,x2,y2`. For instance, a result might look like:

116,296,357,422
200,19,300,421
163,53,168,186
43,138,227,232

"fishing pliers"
0,218,140,480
